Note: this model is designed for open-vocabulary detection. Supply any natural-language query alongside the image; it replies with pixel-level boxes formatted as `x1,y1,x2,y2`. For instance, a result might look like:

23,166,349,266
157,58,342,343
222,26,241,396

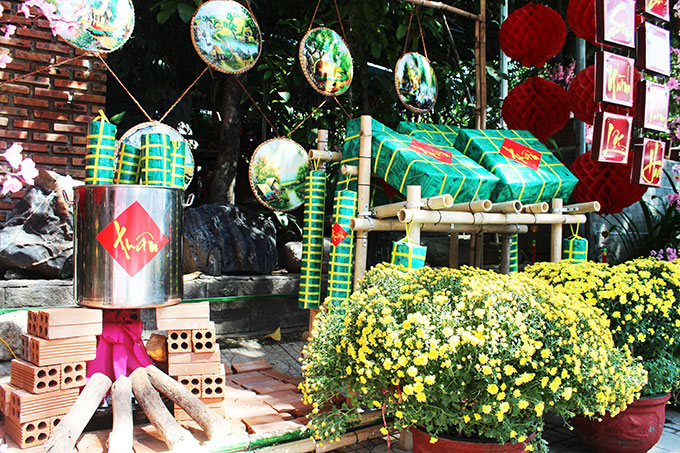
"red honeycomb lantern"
502,77,571,143
499,3,567,68
567,0,597,45
569,151,647,214
567,65,639,124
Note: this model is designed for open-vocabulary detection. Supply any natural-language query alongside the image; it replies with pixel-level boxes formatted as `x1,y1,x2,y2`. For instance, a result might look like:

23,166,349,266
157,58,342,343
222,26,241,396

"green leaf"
177,3,195,22
109,112,126,125
156,4,176,24
396,23,407,40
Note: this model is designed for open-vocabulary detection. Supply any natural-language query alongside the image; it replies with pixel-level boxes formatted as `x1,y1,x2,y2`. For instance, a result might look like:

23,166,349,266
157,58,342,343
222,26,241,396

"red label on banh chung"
409,139,452,164
499,138,542,171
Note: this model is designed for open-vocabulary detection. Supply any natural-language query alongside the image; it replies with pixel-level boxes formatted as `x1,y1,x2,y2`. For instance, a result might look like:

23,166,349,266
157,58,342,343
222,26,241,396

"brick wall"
0,0,108,222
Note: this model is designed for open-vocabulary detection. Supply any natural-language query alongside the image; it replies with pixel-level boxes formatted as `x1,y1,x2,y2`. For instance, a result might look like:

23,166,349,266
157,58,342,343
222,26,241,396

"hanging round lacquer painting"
191,0,262,74
118,121,194,189
394,52,437,114
50,0,135,53
299,27,353,96
249,138,309,212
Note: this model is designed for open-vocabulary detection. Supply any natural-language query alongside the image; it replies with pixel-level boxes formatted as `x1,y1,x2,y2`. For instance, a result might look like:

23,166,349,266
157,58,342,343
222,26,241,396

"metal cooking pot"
74,185,183,308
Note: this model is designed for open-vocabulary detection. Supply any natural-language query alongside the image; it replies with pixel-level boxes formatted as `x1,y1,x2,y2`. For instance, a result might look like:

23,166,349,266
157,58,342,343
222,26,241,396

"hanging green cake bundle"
298,171,326,310
327,189,357,313
390,236,427,270
85,114,117,185
563,226,588,263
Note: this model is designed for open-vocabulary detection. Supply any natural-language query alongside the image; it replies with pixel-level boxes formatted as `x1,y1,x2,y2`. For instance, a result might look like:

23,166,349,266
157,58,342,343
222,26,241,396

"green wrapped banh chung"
342,118,499,202
453,129,578,204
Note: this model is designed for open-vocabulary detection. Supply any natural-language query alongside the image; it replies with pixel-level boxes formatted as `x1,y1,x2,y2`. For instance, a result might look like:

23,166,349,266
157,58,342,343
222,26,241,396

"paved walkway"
220,336,680,453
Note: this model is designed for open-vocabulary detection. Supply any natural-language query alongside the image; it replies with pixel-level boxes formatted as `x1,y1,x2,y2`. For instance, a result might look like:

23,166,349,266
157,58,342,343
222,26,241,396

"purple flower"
18,158,38,185
669,78,680,91
2,143,23,169
666,248,678,262
0,54,12,69
3,24,16,38
666,193,680,206
1,177,22,195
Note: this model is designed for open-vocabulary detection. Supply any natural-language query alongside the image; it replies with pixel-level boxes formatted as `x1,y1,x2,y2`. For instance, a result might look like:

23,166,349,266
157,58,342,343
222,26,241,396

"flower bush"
301,264,646,451
525,258,680,396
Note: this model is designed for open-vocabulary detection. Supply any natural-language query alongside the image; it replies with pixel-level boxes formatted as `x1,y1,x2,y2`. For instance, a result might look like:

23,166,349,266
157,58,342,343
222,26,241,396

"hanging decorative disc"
190,0,262,74
299,27,353,96
249,138,309,212
117,121,194,189
394,52,437,114
52,0,135,53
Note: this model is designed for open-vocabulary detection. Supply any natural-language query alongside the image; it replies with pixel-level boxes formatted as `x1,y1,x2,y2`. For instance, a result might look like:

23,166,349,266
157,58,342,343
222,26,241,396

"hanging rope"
242,0,254,16
0,52,92,88
159,66,209,123
334,96,351,119
232,74,281,137
333,0,348,42
402,7,415,55
287,98,328,138
415,7,428,60
97,54,154,123
308,0,323,32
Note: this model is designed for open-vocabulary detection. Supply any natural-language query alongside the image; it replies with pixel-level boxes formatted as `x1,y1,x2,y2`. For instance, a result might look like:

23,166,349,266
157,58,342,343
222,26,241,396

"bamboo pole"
405,186,422,245
474,17,482,129
488,200,522,213
500,234,511,274
308,149,342,163
341,164,358,176
522,202,549,214
353,116,372,289
403,0,480,20
398,209,587,225
351,217,528,234
373,194,453,219
446,199,492,212
479,0,487,129
474,233,484,267
469,233,476,267
558,201,601,214
449,233,459,268
550,199,563,262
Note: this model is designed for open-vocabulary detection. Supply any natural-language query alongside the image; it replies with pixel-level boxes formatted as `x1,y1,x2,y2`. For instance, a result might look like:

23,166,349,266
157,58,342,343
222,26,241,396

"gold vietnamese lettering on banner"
595,51,635,107
632,138,665,187
592,111,633,164
637,80,670,133
637,0,670,22
596,0,636,48
409,138,453,163
499,138,542,171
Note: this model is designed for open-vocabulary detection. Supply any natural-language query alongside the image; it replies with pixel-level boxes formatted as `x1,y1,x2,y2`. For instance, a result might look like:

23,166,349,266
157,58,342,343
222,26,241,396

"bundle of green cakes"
342,118,499,202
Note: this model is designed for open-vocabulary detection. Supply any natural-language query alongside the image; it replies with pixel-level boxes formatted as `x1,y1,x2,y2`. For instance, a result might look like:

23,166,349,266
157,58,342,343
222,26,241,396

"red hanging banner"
637,22,671,77
591,111,633,164
637,80,670,132
595,51,636,107
636,0,670,22
499,138,542,171
596,0,636,48
631,138,665,187
409,139,453,164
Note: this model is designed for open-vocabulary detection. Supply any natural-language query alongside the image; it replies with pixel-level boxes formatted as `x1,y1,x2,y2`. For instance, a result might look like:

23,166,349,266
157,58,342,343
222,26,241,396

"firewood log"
108,375,133,453
130,368,199,449
43,373,112,453
145,365,234,440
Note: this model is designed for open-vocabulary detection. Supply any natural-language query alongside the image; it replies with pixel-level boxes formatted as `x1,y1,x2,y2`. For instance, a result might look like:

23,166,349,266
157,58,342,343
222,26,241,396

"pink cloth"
87,310,152,380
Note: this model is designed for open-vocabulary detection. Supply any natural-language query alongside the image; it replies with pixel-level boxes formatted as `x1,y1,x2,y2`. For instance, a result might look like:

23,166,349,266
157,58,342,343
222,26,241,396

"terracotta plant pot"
572,393,671,453
411,427,533,453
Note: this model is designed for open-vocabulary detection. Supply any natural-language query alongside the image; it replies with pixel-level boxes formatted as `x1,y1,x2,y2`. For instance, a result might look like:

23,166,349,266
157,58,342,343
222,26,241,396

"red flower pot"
572,393,670,453
412,427,534,453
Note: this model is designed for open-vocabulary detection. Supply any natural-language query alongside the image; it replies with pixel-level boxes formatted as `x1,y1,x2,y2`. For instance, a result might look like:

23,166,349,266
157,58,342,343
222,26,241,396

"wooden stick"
353,115,372,289
145,365,233,441
446,199,492,212
403,0,479,21
372,194,453,219
479,0,487,129
405,186,421,244
308,149,341,163
488,200,522,213
522,202,549,214
399,429,413,450
351,217,528,234
474,233,484,267
558,201,601,214
550,199,563,262
44,373,112,453
108,376,133,453
130,368,199,449
500,234,511,274
398,209,586,225
341,164,358,176
449,233,459,268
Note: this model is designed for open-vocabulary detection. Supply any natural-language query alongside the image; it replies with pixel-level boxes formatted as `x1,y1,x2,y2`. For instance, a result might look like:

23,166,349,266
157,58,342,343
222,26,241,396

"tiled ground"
221,337,680,453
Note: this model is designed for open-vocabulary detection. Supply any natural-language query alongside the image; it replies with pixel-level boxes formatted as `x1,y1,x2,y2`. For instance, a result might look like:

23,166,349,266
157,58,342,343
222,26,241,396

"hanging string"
402,7,415,56
232,74,281,137
242,0,254,16
287,98,328,138
159,66,209,123
308,0,323,32
415,7,428,60
333,0,348,42
97,54,154,123
0,52,91,88
334,97,351,119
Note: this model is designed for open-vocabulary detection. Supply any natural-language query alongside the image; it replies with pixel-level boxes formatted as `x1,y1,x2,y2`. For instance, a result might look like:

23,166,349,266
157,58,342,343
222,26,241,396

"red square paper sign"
96,201,169,277
592,112,633,164
499,138,542,171
331,222,350,246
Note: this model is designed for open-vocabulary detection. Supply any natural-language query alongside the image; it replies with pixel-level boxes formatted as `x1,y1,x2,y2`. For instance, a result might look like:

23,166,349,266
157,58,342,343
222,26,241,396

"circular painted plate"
190,0,262,74
53,0,135,53
117,121,194,189
249,138,309,212
299,27,353,96
394,52,437,114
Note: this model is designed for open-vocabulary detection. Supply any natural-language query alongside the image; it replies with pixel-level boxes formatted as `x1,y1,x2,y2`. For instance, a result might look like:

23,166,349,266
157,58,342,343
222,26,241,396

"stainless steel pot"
74,185,183,308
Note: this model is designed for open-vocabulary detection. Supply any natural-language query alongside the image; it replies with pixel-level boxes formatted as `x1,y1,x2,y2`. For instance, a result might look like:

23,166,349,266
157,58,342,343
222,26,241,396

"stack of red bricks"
0,307,100,448
156,302,227,421
225,360,310,434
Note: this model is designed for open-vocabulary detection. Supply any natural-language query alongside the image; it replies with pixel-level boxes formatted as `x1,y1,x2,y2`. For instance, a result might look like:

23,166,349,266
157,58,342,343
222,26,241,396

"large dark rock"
183,203,278,275
0,170,80,278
